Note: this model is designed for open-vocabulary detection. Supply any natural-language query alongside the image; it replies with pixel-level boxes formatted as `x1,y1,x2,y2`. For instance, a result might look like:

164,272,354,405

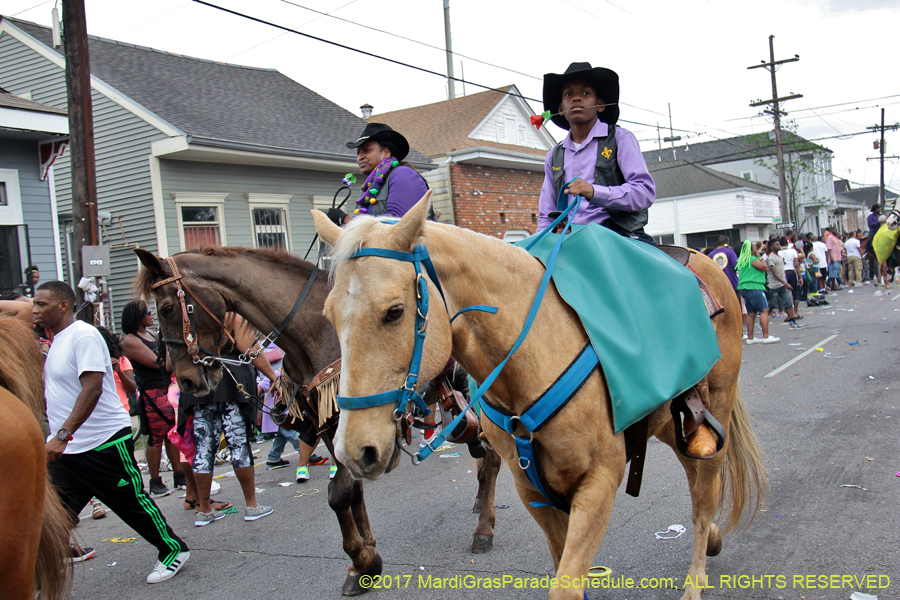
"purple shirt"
381,165,429,218
708,246,739,289
537,120,655,232
867,212,881,233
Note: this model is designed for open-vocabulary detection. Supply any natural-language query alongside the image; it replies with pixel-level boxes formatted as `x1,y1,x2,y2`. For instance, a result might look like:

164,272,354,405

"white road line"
764,334,839,378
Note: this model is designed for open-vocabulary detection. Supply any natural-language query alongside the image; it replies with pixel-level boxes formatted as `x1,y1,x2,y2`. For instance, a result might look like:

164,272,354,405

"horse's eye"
160,305,175,318
385,305,404,323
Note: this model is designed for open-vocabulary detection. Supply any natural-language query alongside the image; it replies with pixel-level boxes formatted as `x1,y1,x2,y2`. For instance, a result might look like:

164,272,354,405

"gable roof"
0,90,66,115
835,185,898,206
2,17,431,166
643,131,832,166
648,159,778,199
369,86,548,158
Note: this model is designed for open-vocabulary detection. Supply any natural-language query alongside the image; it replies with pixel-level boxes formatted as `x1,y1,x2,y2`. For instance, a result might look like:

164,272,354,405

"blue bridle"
335,184,581,464
335,246,445,419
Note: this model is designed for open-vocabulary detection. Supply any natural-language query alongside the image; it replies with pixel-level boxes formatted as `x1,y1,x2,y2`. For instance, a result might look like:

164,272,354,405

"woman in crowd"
122,300,183,497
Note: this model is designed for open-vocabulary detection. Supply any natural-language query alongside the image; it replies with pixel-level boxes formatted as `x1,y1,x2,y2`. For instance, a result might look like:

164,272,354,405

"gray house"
643,132,835,234
0,89,68,293
0,16,432,323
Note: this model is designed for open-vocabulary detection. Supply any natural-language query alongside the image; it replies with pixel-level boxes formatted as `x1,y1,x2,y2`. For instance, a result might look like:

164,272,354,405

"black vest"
551,124,649,233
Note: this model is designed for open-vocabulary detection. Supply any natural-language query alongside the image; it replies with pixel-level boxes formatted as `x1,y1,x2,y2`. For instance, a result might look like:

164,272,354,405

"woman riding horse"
326,123,433,225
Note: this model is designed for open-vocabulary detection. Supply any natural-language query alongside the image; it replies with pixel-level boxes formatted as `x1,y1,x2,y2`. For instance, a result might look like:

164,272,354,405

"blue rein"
335,183,583,484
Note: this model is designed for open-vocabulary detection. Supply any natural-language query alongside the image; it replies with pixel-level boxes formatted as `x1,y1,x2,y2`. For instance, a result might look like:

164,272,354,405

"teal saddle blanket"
514,224,721,433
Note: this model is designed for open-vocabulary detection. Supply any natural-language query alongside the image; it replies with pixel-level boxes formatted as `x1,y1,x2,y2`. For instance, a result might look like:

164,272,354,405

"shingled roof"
648,159,778,199
835,185,898,206
0,90,66,115
4,17,431,166
370,86,547,158
643,131,831,166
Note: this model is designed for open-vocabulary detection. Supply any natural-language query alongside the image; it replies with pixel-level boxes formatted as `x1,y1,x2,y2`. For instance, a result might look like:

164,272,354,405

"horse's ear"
135,248,168,277
389,190,431,250
312,210,342,247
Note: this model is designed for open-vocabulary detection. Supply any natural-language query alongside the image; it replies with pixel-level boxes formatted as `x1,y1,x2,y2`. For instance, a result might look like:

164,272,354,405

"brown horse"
312,194,768,600
134,246,502,595
0,316,71,600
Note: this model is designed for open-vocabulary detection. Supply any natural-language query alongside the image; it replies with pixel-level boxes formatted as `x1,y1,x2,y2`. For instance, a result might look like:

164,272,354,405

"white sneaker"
146,550,189,583
745,338,762,345
742,333,748,340
762,336,780,344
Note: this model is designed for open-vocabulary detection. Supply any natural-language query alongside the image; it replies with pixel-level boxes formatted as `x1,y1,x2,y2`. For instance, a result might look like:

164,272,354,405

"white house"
646,160,782,248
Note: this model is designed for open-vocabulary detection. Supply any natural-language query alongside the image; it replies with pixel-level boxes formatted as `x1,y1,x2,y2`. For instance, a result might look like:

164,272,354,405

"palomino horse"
0,316,71,600
134,246,502,596
311,194,767,600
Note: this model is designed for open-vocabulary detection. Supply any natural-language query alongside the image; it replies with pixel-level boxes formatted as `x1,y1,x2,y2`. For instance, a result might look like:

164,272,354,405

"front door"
0,225,22,292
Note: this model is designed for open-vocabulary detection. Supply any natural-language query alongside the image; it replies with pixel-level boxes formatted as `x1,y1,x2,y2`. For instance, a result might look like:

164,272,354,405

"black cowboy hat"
543,62,619,130
346,123,410,161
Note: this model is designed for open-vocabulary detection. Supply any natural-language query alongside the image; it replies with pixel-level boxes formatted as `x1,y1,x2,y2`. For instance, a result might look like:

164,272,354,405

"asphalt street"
64,285,899,600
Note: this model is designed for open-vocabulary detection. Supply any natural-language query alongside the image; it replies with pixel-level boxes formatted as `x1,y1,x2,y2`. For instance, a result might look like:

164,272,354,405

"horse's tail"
718,384,768,535
34,480,72,600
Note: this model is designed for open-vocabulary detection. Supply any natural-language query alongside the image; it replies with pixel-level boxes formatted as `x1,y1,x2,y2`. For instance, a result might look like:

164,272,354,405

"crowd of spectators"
707,223,895,346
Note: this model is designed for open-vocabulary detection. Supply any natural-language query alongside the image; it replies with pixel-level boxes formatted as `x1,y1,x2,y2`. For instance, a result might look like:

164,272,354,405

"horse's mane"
328,215,530,278
0,316,46,424
135,245,317,298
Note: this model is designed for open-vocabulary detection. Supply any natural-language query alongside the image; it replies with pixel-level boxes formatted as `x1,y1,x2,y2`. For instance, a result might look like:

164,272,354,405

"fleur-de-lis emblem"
601,146,613,159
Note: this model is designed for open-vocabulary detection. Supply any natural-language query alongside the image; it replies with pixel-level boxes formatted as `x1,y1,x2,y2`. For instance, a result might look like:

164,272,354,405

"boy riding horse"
537,62,719,458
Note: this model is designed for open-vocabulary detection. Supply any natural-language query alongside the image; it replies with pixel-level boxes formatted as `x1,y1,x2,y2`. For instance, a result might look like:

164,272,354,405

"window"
247,194,292,251
253,207,288,248
505,118,518,145
0,182,6,206
654,234,675,245
740,171,755,182
181,206,220,249
173,193,228,251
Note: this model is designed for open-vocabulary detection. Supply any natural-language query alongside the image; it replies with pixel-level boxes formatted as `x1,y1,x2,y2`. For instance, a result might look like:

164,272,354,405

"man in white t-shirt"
777,236,802,318
34,281,189,584
844,231,863,285
810,235,828,292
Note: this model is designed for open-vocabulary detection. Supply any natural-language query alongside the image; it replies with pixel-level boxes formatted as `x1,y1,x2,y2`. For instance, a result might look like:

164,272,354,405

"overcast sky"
7,0,900,195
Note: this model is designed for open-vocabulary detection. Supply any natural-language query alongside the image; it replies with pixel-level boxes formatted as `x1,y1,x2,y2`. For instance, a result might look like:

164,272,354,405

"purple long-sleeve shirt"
381,165,429,218
537,120,655,232
867,211,881,233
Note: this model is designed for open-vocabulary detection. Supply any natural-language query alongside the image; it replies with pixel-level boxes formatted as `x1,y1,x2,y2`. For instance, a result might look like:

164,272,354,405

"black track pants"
47,427,188,565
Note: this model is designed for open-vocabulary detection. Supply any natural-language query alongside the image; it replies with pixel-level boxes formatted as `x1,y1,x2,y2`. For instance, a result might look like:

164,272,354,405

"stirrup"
670,390,726,460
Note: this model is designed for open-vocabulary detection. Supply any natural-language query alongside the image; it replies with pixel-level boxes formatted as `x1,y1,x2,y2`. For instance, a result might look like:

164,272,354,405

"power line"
721,94,900,123
560,0,639,21
226,0,358,60
276,0,542,82
11,0,52,17
192,0,549,104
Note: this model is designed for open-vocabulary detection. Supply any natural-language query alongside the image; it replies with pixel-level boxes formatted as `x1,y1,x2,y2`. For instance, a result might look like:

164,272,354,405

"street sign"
82,245,110,276
775,222,795,230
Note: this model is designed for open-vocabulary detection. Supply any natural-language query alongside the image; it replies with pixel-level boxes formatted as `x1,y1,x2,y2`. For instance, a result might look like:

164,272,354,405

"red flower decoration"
530,114,545,130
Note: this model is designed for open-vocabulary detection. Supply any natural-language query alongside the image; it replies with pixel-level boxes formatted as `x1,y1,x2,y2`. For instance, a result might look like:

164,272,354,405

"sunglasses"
146,309,153,315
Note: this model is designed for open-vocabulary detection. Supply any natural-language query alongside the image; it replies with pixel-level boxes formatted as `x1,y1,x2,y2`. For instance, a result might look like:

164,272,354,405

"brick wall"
450,163,544,238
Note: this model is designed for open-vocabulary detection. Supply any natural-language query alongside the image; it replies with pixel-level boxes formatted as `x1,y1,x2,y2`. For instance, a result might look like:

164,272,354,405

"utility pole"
62,0,99,322
663,103,681,160
442,0,455,99
865,108,899,206
748,35,802,224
